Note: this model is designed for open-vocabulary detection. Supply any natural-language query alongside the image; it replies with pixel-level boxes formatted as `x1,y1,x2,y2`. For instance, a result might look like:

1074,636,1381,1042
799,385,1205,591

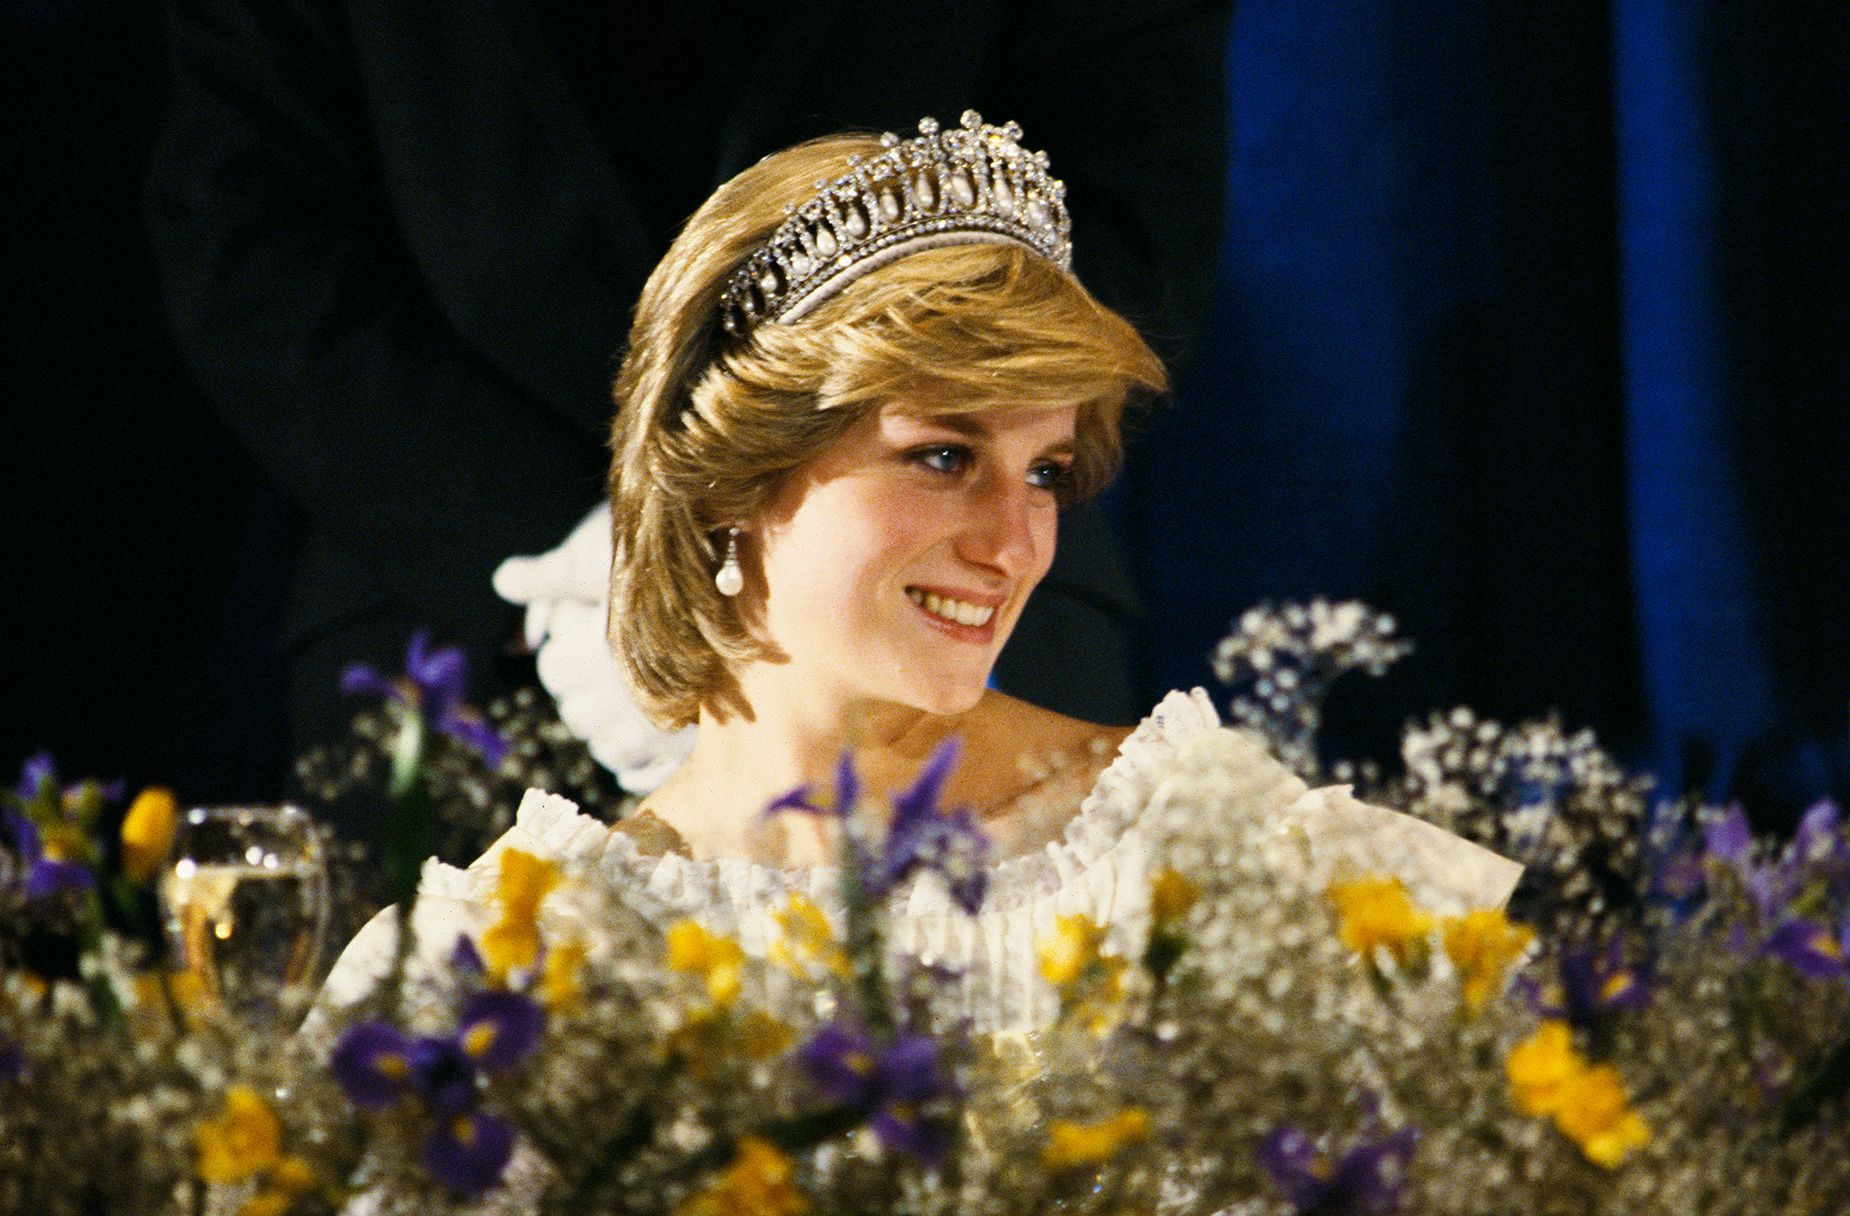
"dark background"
7,2,1847,829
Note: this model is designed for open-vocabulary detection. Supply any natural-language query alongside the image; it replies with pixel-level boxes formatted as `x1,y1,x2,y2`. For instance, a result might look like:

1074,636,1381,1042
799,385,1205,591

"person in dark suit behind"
145,0,1230,845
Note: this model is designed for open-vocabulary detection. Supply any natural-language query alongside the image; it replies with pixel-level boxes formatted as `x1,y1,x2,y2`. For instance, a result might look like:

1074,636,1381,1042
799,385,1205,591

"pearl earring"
714,527,743,596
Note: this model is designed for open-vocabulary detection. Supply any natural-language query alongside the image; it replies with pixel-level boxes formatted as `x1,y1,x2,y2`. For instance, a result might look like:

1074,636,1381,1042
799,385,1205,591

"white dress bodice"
317,690,1521,1036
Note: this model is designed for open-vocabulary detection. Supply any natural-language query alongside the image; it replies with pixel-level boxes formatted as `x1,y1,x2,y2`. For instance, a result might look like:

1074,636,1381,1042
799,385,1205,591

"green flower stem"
837,826,892,1040
1143,927,1187,990
75,888,125,1036
378,709,433,1021
154,966,187,1034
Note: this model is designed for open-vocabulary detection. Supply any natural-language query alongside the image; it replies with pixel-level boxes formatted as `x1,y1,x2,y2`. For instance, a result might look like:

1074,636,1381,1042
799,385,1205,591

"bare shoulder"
966,691,1135,760
949,694,1136,852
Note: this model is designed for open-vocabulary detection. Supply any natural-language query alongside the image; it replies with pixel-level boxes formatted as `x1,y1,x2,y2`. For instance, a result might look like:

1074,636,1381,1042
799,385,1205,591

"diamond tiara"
718,110,1072,338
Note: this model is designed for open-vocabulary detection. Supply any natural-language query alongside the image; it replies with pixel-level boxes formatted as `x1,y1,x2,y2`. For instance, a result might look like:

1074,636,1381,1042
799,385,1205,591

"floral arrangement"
1,607,1845,1214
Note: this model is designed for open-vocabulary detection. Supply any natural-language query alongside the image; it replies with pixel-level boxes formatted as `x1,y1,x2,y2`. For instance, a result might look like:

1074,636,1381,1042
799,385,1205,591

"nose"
956,475,1045,578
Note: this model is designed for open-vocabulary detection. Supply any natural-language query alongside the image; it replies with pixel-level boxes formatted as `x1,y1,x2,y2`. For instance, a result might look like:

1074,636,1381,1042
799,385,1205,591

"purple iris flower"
1703,806,1797,923
1705,801,1850,926
1524,938,1654,1027
12,753,124,808
331,991,541,1197
1258,1124,1419,1214
1703,805,1753,867
880,739,989,913
421,1110,517,1198
406,1035,481,1117
451,933,487,977
797,1022,950,1163
770,739,990,914
332,991,544,1113
2,808,95,902
455,990,546,1072
1763,916,1850,982
329,1021,416,1111
1793,800,1849,896
341,631,508,768
13,752,56,802
765,750,862,820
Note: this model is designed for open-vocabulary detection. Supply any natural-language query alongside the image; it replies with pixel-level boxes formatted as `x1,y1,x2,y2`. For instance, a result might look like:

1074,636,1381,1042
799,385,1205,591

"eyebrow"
901,411,1078,455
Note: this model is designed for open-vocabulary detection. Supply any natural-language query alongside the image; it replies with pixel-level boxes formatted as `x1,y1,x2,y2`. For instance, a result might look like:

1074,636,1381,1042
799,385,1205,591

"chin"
880,667,991,717
918,671,995,716
922,685,988,716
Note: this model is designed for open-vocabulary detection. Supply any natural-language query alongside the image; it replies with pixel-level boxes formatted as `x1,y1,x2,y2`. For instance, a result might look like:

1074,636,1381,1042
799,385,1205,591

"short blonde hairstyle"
608,132,1168,728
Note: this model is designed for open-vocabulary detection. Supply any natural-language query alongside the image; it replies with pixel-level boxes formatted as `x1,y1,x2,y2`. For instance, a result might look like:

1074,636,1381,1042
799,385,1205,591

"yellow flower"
1041,1107,1151,1170
1037,914,1108,989
235,1156,317,1216
674,1136,807,1216
194,1085,283,1183
1441,907,1534,1012
1506,1021,1650,1167
1554,1063,1651,1168
666,919,746,1008
1149,868,1202,927
1505,1020,1582,1118
1326,876,1434,965
269,1155,319,1195
480,920,541,981
495,848,562,916
767,893,852,980
480,849,561,981
739,1010,797,1061
1598,969,1641,1005
120,787,179,883
541,937,587,1010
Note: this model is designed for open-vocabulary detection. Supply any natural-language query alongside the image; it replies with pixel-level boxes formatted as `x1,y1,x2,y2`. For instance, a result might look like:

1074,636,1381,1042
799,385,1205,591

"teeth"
907,588,996,627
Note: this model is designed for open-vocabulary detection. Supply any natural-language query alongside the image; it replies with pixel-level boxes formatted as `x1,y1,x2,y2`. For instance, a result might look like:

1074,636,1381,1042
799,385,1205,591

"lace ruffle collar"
423,689,1222,918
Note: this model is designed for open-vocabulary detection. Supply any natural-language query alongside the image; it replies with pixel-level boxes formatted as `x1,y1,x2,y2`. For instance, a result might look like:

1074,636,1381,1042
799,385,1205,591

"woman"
321,114,1518,1035
604,114,1165,870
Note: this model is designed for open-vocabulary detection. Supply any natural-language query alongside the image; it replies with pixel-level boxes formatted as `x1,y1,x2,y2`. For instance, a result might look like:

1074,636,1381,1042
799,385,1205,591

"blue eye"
911,444,970,474
1028,460,1073,492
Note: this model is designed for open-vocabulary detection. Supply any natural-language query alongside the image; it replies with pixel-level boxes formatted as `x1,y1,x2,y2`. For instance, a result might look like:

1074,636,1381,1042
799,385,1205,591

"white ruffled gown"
318,689,1520,1033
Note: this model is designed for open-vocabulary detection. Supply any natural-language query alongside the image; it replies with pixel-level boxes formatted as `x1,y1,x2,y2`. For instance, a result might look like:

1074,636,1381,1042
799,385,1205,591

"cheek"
1036,511,1059,567
763,488,928,601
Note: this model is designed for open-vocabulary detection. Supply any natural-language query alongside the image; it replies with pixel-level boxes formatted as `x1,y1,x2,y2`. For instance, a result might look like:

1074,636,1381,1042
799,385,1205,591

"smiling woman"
318,115,1519,1065
606,131,1162,740
586,117,1170,862
307,117,1522,1213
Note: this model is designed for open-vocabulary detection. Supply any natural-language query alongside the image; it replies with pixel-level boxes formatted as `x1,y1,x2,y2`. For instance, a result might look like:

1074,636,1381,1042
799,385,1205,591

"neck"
645,664,981,862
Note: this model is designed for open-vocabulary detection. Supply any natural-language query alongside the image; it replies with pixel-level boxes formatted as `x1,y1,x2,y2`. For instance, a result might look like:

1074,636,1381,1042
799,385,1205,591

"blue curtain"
1129,2,1849,827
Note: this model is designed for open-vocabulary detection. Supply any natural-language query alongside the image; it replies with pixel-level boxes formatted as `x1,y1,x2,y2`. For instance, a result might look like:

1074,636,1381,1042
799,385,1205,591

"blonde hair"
608,132,1168,728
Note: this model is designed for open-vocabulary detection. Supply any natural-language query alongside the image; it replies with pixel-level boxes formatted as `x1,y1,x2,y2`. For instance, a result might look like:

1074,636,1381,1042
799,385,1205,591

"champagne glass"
160,805,331,1026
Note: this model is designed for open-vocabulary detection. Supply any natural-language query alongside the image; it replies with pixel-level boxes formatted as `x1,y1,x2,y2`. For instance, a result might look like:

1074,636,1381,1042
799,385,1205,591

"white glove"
494,505,694,793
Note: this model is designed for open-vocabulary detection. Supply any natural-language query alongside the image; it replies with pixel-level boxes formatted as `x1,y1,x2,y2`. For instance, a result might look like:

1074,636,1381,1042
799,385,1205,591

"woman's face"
746,400,1080,716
